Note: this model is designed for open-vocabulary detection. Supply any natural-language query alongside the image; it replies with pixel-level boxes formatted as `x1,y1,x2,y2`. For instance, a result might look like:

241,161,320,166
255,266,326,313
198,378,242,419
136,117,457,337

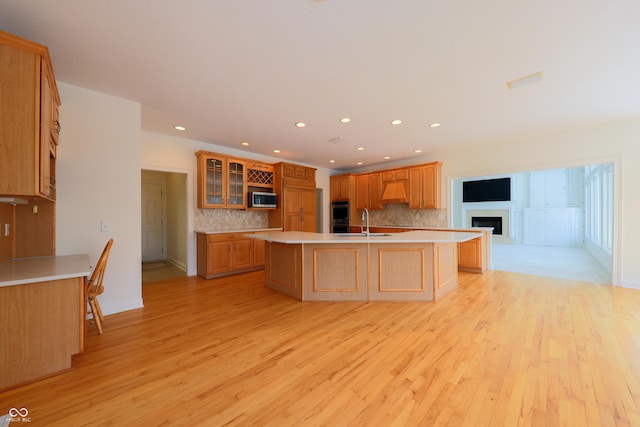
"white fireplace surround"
464,208,511,243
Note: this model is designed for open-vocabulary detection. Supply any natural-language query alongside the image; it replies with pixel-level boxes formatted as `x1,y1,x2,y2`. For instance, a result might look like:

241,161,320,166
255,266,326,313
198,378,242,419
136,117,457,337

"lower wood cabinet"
458,237,483,272
197,232,265,279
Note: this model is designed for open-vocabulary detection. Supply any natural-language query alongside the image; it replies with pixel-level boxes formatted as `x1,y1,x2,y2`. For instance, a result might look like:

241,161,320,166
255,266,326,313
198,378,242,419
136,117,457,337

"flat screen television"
463,177,511,202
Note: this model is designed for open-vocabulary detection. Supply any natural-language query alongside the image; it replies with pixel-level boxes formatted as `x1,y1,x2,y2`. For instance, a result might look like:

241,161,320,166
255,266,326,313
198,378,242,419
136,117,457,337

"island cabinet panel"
434,243,458,301
302,244,368,301
369,243,435,301
265,242,303,300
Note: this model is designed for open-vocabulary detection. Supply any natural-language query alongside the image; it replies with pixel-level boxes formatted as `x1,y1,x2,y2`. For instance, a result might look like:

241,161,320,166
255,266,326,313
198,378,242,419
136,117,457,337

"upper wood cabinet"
0,31,61,200
380,169,409,203
196,151,246,209
269,162,317,231
408,162,442,209
330,174,356,202
356,173,383,210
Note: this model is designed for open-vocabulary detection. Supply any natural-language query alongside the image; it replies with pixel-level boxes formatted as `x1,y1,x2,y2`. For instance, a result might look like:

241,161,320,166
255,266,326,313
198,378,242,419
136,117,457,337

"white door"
142,182,165,262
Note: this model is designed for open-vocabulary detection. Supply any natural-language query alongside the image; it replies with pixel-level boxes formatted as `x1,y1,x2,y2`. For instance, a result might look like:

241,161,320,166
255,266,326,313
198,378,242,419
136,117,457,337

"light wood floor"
2,271,640,426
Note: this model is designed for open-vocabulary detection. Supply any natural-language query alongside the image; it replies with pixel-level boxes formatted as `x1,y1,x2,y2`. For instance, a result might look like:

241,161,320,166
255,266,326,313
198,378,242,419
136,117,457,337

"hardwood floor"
2,270,640,426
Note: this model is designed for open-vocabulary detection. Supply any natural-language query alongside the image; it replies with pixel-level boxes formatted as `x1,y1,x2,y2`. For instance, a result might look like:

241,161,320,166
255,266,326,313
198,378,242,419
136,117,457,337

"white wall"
56,82,143,315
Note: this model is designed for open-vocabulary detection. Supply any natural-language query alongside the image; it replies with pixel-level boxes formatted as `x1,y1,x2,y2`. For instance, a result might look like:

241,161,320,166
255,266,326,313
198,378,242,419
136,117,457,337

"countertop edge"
195,228,283,234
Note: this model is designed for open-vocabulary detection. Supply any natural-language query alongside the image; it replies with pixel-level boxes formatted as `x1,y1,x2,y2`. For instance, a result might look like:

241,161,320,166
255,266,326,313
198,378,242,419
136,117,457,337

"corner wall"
56,82,143,315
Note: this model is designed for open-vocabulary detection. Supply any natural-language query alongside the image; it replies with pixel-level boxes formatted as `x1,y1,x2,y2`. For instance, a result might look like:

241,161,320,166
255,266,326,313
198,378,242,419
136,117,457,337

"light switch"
4,223,10,237
100,221,110,232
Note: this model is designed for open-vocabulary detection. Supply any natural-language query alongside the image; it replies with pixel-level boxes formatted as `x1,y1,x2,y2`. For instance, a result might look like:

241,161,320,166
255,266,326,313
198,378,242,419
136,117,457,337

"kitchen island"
247,230,481,302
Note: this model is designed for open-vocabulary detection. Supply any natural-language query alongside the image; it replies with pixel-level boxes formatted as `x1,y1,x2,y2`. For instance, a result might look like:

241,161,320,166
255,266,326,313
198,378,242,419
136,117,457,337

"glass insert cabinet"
197,151,246,208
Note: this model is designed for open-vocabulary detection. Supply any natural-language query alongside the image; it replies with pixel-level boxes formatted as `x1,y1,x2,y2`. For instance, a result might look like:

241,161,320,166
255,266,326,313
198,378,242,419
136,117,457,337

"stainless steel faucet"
361,208,370,236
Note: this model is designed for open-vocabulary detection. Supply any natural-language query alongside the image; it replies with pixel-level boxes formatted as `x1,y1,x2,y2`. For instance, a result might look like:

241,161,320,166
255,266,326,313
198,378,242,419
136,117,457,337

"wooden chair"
86,239,114,334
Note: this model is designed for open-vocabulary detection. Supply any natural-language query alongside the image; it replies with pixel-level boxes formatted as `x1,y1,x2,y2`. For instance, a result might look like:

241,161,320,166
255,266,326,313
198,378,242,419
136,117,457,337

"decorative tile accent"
194,209,269,231
367,204,447,228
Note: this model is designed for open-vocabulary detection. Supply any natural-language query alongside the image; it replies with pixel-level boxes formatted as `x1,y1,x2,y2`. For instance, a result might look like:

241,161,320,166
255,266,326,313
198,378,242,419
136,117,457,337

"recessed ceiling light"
174,125,186,131
273,149,281,153
414,149,422,153
329,160,336,164
295,122,306,128
357,162,363,165
241,141,250,146
390,119,402,125
384,156,391,160
340,117,351,123
356,147,365,151
506,71,544,90
429,123,441,128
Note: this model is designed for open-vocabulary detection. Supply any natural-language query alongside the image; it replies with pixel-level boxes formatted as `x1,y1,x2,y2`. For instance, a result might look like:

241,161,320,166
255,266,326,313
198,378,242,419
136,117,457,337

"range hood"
0,197,29,205
380,182,408,203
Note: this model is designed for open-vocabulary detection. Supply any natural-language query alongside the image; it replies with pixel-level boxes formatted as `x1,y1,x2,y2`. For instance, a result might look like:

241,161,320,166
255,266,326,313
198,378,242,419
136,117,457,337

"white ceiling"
1,0,639,170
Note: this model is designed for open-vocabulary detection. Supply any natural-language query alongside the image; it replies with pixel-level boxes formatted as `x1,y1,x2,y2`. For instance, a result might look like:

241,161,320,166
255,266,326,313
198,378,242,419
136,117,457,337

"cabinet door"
208,240,233,274
408,167,422,209
330,176,341,202
356,175,369,210
40,67,53,198
369,173,383,210
458,238,481,269
226,159,246,208
422,164,438,209
232,239,253,270
202,156,226,207
523,209,547,246
301,188,316,232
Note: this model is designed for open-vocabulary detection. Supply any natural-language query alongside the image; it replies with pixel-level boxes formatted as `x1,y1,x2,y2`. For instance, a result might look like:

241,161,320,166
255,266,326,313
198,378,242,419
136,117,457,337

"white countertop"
351,224,494,232
195,228,283,235
245,230,482,244
0,254,91,287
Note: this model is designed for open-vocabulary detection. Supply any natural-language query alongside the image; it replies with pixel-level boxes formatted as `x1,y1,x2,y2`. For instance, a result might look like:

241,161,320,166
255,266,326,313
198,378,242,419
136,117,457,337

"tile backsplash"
365,204,448,228
195,209,269,231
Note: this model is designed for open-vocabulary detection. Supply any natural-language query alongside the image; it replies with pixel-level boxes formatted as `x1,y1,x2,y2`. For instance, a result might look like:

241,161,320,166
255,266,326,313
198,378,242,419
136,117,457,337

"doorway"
141,169,188,283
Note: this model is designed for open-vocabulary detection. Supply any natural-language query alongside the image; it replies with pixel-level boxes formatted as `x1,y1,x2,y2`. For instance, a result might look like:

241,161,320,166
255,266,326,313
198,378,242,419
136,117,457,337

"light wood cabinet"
356,173,383,211
196,232,264,279
380,169,409,203
330,174,356,202
269,162,317,231
0,31,61,200
409,162,442,209
458,238,482,272
284,187,316,232
196,151,246,209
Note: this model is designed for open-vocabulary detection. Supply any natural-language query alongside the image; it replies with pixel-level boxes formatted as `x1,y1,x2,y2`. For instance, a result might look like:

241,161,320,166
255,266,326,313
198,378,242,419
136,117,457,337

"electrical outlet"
100,221,110,232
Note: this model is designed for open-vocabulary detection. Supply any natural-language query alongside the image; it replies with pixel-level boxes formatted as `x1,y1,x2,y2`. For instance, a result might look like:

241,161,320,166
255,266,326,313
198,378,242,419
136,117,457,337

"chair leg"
88,298,103,334
94,297,105,322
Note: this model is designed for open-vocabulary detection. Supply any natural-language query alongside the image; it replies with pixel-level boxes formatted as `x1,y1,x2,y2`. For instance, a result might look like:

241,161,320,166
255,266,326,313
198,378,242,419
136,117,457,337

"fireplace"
464,208,511,243
472,216,502,235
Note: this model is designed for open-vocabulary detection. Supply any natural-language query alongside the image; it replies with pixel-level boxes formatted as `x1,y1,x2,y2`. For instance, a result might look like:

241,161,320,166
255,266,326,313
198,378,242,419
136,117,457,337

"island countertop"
245,230,482,244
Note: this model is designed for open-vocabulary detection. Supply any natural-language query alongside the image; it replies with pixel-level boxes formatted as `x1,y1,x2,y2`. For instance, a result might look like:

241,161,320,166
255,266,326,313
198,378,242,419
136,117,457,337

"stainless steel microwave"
249,192,277,208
